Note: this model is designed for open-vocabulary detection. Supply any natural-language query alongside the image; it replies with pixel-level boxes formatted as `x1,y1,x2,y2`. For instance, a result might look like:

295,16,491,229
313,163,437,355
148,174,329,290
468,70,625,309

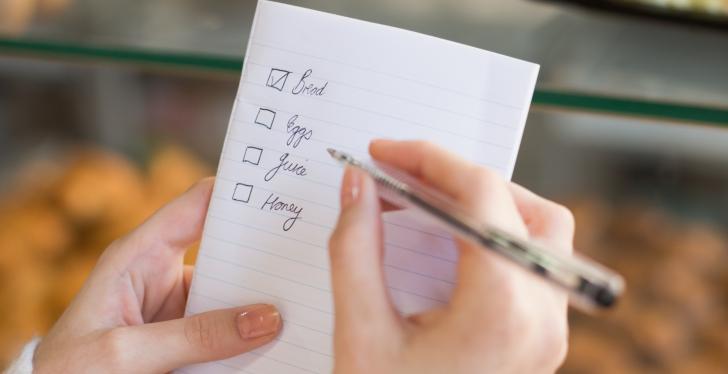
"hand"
34,178,283,373
329,140,574,374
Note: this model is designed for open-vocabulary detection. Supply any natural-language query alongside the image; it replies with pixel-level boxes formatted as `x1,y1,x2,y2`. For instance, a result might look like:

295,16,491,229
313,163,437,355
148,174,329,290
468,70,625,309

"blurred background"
1,0,727,372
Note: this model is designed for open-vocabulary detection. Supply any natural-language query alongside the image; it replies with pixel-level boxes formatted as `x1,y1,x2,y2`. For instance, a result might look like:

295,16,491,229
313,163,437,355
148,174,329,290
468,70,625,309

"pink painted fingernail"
237,304,281,340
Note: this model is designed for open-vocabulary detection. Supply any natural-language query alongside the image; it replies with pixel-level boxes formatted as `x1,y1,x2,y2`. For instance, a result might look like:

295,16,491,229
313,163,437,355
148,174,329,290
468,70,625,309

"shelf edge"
1,37,727,128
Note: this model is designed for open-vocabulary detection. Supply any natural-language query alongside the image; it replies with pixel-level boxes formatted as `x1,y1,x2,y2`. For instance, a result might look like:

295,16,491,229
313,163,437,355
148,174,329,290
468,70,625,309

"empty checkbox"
232,183,254,203
243,146,263,165
266,68,291,91
254,108,276,130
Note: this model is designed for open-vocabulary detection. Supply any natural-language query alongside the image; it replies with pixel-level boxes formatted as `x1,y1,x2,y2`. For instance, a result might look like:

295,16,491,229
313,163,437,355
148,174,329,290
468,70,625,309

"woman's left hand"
33,178,282,374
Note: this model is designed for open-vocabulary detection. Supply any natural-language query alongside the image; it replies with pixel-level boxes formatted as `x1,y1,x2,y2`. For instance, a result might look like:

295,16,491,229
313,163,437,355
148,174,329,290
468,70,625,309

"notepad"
181,1,539,373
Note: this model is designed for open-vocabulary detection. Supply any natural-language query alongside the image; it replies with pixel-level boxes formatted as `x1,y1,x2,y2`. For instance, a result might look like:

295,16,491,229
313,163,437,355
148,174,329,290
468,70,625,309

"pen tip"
326,148,336,157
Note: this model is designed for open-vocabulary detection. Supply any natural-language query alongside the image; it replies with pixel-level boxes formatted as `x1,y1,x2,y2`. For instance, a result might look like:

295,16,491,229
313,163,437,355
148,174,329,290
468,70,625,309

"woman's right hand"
328,140,575,373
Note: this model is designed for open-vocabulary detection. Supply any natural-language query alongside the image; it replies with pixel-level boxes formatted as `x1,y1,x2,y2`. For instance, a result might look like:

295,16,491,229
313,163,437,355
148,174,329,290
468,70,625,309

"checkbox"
232,183,254,203
243,146,263,165
266,68,291,91
254,108,276,130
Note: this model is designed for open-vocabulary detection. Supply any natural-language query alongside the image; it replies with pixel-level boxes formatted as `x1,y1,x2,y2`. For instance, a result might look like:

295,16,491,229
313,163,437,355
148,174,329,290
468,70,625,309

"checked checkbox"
266,68,291,91
243,146,263,165
254,108,276,130
232,183,254,203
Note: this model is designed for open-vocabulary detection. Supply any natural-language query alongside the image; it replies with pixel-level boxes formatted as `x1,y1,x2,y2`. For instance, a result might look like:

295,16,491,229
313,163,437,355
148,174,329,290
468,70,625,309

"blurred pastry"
147,144,212,207
0,0,36,34
39,0,71,15
560,328,636,374
56,150,145,226
649,256,718,327
9,203,71,260
626,304,692,365
566,197,611,252
668,223,726,275
49,255,98,315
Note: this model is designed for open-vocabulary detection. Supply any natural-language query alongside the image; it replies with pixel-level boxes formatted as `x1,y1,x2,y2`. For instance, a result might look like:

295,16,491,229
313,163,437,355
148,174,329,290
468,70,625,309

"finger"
184,264,194,295
110,304,282,373
329,167,400,343
508,183,574,252
370,141,537,315
371,139,525,228
139,177,214,251
110,177,214,259
370,139,479,203
405,308,446,329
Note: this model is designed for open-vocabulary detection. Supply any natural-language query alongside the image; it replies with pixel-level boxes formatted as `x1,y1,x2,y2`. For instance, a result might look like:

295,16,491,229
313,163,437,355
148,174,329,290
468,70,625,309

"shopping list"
181,1,539,373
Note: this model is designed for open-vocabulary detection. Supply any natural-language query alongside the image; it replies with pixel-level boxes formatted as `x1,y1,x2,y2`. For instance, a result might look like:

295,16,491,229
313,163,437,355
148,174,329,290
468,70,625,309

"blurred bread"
56,150,145,225
147,144,212,206
0,0,36,34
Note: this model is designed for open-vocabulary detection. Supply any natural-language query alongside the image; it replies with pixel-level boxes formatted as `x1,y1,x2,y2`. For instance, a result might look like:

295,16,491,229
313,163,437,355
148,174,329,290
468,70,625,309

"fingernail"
237,304,281,340
341,167,362,209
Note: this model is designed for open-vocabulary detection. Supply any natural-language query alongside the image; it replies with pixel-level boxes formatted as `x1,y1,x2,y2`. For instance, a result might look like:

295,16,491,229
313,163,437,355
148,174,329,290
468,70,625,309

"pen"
327,148,624,311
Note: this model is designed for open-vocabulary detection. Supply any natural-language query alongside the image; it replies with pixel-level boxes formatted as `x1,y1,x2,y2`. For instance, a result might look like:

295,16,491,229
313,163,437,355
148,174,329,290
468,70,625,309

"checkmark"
266,68,292,91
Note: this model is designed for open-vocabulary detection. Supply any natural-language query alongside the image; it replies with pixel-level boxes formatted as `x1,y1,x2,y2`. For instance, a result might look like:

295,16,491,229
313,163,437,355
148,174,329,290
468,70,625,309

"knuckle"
551,332,569,369
100,328,131,367
412,140,437,152
524,301,569,372
96,238,124,264
538,322,569,371
328,217,365,265
328,228,344,250
334,329,388,373
328,229,347,262
469,167,501,194
185,313,219,351
549,203,576,235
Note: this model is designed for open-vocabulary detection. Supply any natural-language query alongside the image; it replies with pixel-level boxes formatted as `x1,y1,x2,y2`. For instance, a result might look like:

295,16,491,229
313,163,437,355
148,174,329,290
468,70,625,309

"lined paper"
182,1,539,373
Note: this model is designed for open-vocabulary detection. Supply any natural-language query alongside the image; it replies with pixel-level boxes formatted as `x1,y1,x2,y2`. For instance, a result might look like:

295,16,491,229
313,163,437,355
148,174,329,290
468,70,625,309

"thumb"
110,304,282,373
329,168,399,342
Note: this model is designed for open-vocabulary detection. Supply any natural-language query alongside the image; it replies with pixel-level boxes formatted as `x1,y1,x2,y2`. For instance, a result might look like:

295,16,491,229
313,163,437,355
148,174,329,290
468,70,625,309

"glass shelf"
1,0,727,127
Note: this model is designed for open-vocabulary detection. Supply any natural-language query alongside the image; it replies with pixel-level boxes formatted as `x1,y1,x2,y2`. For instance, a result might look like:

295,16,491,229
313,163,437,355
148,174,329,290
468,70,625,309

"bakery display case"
540,0,728,29
1,0,727,372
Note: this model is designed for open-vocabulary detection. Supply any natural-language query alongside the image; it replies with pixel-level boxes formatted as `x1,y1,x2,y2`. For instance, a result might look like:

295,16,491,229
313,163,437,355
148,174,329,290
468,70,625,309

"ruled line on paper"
207,218,457,282
203,212,458,287
200,251,453,303
220,156,339,191
203,232,330,271
214,175,337,210
225,137,342,169
189,291,334,336
194,272,334,315
189,277,334,331
249,41,525,110
213,361,258,374
207,211,457,265
203,228,455,281
227,113,512,171
183,1,538,373
193,269,446,334
210,175,458,255
241,79,516,147
229,118,370,160
245,60,518,131
224,348,321,374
